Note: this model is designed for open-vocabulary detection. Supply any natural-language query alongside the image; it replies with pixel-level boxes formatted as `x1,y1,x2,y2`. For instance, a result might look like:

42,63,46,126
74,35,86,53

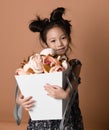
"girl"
15,7,84,130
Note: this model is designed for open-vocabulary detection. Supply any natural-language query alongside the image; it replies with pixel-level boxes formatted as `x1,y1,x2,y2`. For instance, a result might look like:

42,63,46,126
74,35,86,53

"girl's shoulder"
69,59,82,69
69,59,82,84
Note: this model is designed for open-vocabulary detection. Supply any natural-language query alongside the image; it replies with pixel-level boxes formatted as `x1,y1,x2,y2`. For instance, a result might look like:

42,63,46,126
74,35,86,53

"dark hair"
29,7,72,45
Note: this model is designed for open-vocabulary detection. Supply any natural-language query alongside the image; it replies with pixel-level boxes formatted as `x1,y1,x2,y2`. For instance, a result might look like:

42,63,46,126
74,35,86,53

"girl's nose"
57,40,63,46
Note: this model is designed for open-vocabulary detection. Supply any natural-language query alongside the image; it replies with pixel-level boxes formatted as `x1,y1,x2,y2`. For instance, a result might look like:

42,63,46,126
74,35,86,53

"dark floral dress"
27,59,84,130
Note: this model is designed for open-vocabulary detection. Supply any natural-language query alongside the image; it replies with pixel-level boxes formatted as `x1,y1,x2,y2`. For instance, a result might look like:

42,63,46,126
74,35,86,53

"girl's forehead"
46,28,65,40
47,26,66,36
48,26,65,32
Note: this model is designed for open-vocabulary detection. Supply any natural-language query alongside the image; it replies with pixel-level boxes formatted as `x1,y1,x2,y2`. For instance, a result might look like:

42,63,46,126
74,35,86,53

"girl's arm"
44,83,70,99
16,89,35,111
44,64,81,100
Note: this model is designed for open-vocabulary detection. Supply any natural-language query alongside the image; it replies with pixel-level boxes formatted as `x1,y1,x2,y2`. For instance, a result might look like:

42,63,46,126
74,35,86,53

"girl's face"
46,27,69,55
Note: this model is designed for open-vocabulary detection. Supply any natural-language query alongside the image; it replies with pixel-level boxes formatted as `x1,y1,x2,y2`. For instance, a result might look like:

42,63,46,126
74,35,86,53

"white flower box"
15,69,71,120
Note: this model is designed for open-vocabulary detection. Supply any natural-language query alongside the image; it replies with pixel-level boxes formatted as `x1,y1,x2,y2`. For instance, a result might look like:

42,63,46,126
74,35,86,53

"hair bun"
29,16,49,32
50,7,65,22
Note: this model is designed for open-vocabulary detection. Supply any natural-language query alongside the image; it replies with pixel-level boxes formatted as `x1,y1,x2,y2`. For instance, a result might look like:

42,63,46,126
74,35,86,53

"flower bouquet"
15,48,70,75
15,48,71,120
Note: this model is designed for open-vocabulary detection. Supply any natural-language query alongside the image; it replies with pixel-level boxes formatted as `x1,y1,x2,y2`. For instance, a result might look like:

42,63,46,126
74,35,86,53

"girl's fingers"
23,99,36,106
22,96,33,102
44,84,55,90
44,84,60,95
22,99,36,111
25,103,35,111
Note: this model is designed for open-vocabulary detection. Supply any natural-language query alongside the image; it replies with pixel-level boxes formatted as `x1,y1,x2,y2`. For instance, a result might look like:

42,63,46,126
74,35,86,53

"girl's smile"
56,47,67,54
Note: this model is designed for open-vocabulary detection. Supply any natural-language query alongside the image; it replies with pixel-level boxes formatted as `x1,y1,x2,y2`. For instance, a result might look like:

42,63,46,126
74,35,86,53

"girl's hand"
16,94,36,111
44,83,70,99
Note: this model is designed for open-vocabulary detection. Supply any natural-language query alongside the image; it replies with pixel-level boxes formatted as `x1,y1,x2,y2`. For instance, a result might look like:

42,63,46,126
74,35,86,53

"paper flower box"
15,69,70,120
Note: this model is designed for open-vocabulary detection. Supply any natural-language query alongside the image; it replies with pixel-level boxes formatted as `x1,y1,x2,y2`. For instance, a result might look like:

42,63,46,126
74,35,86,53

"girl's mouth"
56,47,66,54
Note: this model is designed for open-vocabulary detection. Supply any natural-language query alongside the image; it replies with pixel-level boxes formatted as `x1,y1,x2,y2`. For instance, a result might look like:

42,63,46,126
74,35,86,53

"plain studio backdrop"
0,0,109,130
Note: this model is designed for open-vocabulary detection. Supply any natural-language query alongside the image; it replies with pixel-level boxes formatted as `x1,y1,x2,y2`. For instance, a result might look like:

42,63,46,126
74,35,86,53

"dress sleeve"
69,59,82,84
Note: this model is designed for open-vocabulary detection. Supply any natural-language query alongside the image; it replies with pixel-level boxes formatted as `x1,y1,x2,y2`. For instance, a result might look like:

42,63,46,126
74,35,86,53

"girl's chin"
56,49,66,55
56,51,64,55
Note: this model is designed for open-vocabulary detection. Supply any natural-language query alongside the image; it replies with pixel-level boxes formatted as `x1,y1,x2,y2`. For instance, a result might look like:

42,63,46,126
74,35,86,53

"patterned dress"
27,59,84,130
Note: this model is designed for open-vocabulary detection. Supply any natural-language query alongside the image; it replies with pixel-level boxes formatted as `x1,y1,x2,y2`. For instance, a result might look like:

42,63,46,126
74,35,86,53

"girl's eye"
51,40,56,43
61,36,66,39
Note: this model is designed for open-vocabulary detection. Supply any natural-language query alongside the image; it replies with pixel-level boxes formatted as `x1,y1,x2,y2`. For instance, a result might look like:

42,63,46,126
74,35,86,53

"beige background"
0,0,109,130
